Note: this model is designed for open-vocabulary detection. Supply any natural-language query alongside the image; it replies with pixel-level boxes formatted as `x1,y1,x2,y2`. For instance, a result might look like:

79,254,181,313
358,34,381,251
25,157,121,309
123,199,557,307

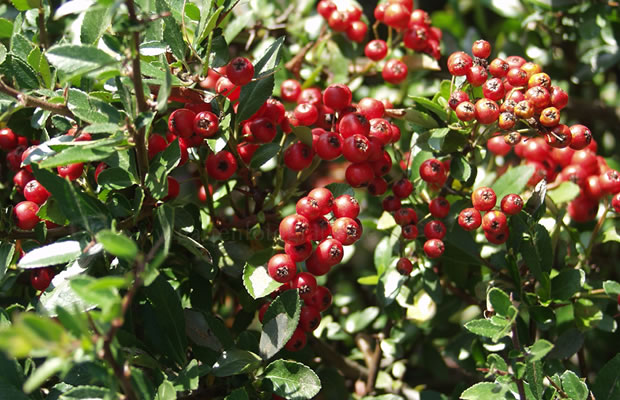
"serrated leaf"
410,96,448,120
292,126,313,147
156,55,172,112
399,108,438,128
95,230,138,261
195,5,224,46
0,243,15,281
551,269,585,301
561,370,588,400
324,182,354,197
492,164,535,201
80,7,110,45
526,339,553,362
487,288,514,317
344,306,379,334
376,211,397,230
59,385,111,399
154,380,176,400
377,267,407,307
155,0,186,61
45,44,117,77
464,318,512,342
243,263,280,299
451,155,473,183
259,290,301,359
145,139,180,199
212,349,261,377
18,241,82,269
38,145,117,168
0,53,39,89
603,280,620,296
526,361,544,400
262,360,321,400
460,382,511,399
592,354,620,400
96,167,136,190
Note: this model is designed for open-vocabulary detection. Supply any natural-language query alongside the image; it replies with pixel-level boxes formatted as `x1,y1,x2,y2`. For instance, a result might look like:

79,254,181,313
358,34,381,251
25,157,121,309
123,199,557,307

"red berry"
193,111,219,138
30,267,54,291
323,84,352,111
365,40,388,61
382,195,402,212
342,134,371,163
507,67,528,87
0,127,17,150
258,302,270,323
162,176,180,202
506,55,526,68
309,217,331,242
168,108,196,138
14,200,40,230
455,101,476,121
550,86,569,110
394,207,417,226
424,220,446,240
306,286,332,311
268,253,297,283
403,24,429,51
372,151,393,176
467,64,488,86
382,59,408,84
226,57,254,86
314,238,344,266
368,118,393,145
299,306,321,332
368,176,388,196
611,193,620,213
472,40,491,59
284,141,314,171
458,208,482,231
569,124,593,151
482,78,505,101
24,180,50,205
296,196,322,220
206,151,237,180
484,228,510,245
383,3,410,29
13,169,34,193
396,258,413,275
279,214,310,245
237,142,259,164
500,194,523,215
57,163,84,181
346,162,374,188
482,210,508,234
392,178,413,198
423,239,444,258
474,98,500,124
402,224,419,240
357,98,385,120
331,217,362,245
316,131,342,161
429,197,450,218
317,0,336,19
215,76,241,101
338,112,370,138
292,272,317,302
308,188,334,214
568,195,599,223
489,58,509,78
285,328,307,352
148,134,168,159
447,52,473,76
448,90,469,110
600,169,620,194
472,187,497,211
332,195,360,219
294,103,319,126
285,241,313,263
419,159,446,184
281,79,301,102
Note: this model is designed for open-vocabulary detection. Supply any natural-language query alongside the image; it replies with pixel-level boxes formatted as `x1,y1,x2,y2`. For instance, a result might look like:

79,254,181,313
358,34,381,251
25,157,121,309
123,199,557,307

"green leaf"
491,164,535,201
10,0,41,12
184,310,230,351
487,288,515,318
155,0,187,61
95,230,138,261
38,145,117,168
208,34,229,68
262,360,321,400
66,89,121,124
225,388,249,400
143,276,188,366
547,181,580,204
426,128,450,152
526,361,544,400
242,263,281,299
250,143,280,168
80,7,110,45
156,54,172,112
23,357,65,394
574,298,603,329
60,385,112,399
603,280,620,296
410,96,448,120
292,126,313,147
212,349,262,377
18,241,82,269
146,139,181,199
551,269,585,301
343,307,380,334
96,167,136,190
592,353,620,400
487,354,508,372
561,370,588,400
377,267,407,307
0,18,14,39
399,108,438,129
0,53,39,89
259,290,302,359
155,380,176,400
460,382,512,399
324,183,354,197
45,44,117,77
547,329,584,359
0,243,15,281
602,227,620,243
526,339,553,362
464,318,512,342
0,43,6,65
195,4,224,46
174,232,213,263
70,276,124,313
451,155,473,183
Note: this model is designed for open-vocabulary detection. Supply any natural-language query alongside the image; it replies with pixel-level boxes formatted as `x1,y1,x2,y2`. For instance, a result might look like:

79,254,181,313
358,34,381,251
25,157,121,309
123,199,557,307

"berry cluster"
316,0,367,43
261,188,361,351
457,187,523,244
448,40,569,130
279,81,401,194
372,0,441,60
489,136,619,222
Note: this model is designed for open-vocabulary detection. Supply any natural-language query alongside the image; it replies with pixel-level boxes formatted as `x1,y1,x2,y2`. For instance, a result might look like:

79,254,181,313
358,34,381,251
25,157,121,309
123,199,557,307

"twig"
511,323,527,400
124,0,150,186
0,78,74,118
366,320,392,394
37,4,49,50
309,336,368,379
546,375,570,398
